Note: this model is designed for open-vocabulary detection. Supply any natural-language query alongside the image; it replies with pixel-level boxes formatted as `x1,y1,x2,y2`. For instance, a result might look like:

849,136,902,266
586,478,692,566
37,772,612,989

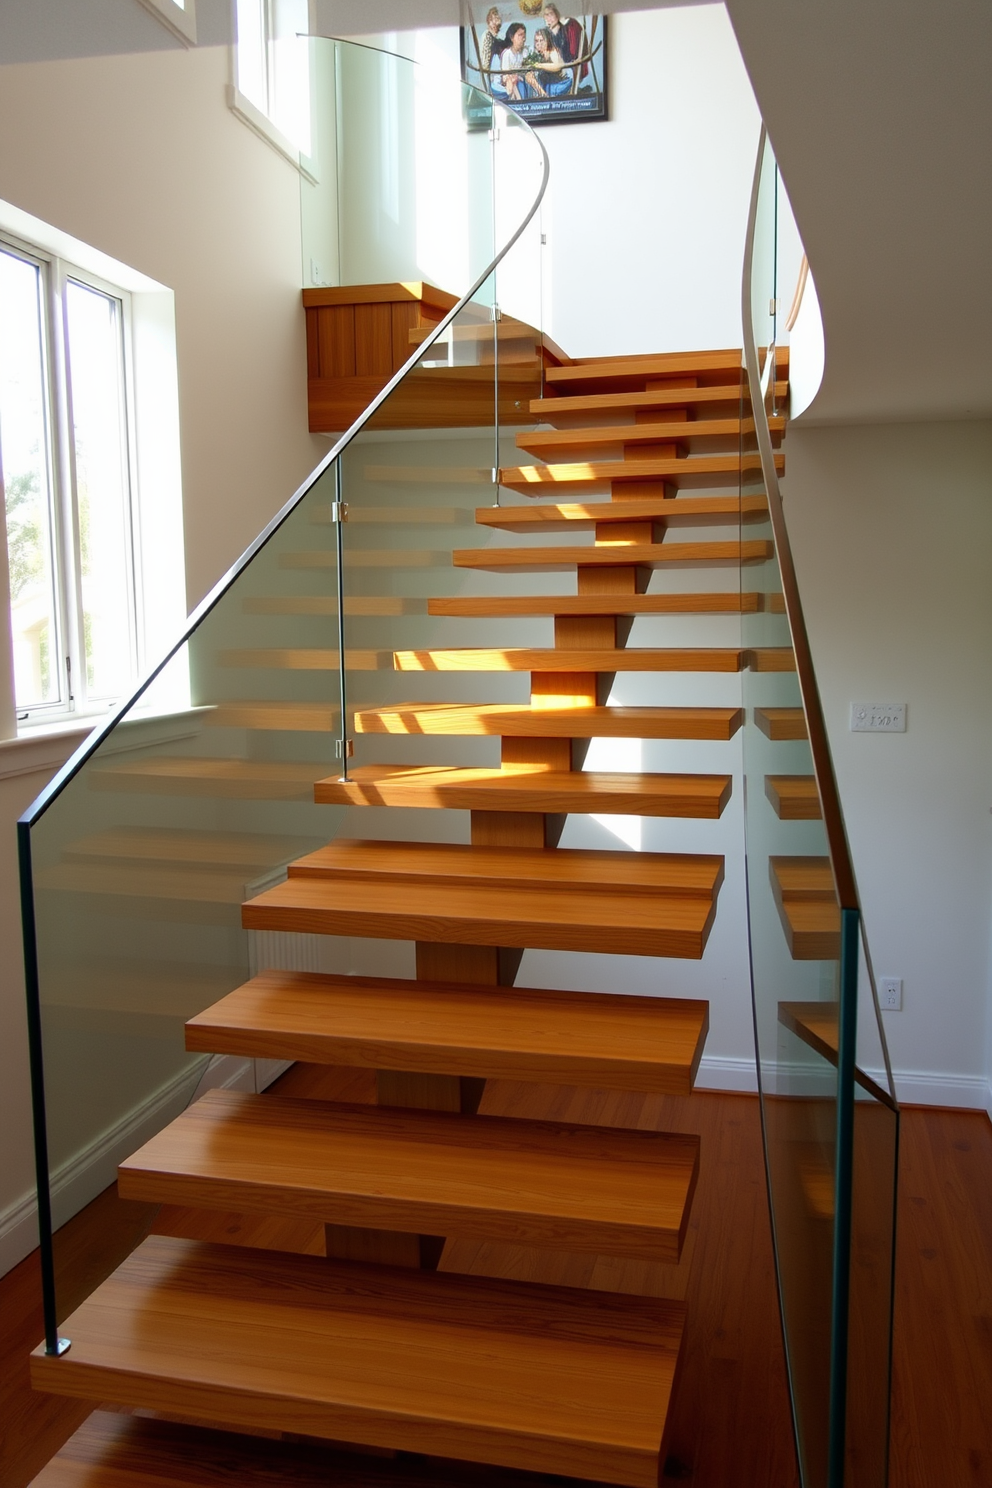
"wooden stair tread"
770,856,836,900
89,758,331,800
514,418,784,458
755,706,807,739
452,541,772,570
778,1002,893,1105
765,775,822,820
243,875,719,958
475,494,768,530
428,592,762,617
393,647,748,673
29,1411,446,1488
120,1088,699,1262
748,647,796,672
354,702,743,739
770,856,839,960
60,827,319,870
529,382,789,419
219,649,391,670
32,1235,686,1487
543,349,744,390
208,700,339,730
242,596,425,615
186,968,710,1094
36,862,260,906
33,1411,587,1488
287,838,724,895
499,455,782,492
312,764,732,818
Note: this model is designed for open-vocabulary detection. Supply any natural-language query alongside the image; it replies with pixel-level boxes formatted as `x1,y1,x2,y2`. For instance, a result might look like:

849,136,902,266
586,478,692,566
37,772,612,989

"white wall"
783,418,992,1110
0,728,91,1276
350,6,760,358
539,4,760,356
0,44,326,613
0,40,329,1273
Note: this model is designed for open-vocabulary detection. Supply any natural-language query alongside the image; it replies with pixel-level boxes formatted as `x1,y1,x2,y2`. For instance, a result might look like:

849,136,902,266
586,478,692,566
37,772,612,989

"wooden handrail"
741,135,857,911
785,254,809,333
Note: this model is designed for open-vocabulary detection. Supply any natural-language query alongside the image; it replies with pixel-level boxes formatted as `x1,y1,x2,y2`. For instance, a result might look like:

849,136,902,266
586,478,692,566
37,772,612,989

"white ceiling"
311,0,704,31
0,0,699,64
726,0,992,424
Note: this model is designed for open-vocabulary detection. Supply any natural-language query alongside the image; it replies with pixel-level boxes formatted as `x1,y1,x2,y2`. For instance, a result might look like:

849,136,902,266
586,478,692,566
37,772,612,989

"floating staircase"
30,344,792,1487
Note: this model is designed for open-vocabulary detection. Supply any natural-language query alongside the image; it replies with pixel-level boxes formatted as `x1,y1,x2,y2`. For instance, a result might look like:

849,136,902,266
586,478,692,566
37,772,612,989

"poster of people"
461,6,608,126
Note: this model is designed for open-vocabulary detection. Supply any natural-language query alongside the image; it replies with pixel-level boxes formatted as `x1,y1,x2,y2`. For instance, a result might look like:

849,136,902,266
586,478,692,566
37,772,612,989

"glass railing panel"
740,366,840,1488
742,129,898,1488
302,39,499,301
24,458,346,1335
21,35,541,1358
334,277,511,905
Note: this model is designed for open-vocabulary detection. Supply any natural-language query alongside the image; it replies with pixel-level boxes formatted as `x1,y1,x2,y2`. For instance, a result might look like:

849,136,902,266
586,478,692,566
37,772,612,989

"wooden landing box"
303,282,558,433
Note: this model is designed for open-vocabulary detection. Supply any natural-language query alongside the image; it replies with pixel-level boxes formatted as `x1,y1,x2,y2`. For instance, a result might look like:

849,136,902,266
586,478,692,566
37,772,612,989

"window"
136,0,197,47
233,0,313,161
0,241,140,723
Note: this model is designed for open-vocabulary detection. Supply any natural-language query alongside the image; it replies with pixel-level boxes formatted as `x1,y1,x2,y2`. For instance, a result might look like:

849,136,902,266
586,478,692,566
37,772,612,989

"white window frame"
135,0,198,47
0,233,143,727
230,0,318,181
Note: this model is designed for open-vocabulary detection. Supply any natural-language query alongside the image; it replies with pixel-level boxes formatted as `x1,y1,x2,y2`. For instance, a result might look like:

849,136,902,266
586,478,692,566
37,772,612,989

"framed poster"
461,6,608,126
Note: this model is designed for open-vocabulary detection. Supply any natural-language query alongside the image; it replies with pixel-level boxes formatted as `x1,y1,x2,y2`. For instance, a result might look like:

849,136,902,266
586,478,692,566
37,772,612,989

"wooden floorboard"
4,1101,991,1487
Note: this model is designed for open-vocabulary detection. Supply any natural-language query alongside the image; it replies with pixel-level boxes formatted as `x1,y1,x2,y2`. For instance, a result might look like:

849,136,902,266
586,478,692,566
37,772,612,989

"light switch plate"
850,702,906,733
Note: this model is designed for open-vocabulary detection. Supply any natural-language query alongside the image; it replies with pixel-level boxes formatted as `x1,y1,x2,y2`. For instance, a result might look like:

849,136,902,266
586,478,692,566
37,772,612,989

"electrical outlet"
879,977,903,1012
850,702,906,732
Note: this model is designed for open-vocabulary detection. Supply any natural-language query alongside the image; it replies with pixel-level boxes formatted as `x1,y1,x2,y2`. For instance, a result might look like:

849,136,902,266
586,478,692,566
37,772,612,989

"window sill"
135,0,197,46
227,86,318,184
0,724,94,783
1,706,209,785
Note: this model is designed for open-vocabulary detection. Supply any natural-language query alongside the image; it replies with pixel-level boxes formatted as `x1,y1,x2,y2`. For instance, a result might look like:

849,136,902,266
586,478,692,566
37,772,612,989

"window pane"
236,0,268,113
0,249,61,710
65,279,134,702
271,0,311,154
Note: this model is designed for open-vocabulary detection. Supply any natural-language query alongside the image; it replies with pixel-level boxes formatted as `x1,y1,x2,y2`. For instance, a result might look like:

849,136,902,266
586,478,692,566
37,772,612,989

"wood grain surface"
10,1103,992,1488
89,758,333,801
393,646,747,672
185,969,709,1093
755,706,808,740
529,380,789,420
498,456,783,494
452,541,772,570
31,1235,686,1487
514,418,785,459
543,350,745,389
119,1089,700,1262
476,494,769,529
312,764,733,818
354,702,744,740
285,837,725,895
428,592,762,616
765,776,823,820
241,874,719,958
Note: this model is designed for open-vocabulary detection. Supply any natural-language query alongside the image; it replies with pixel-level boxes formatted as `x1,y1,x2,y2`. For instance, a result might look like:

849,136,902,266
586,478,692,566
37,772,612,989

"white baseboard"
881,1067,992,1114
0,1053,253,1279
695,1054,759,1093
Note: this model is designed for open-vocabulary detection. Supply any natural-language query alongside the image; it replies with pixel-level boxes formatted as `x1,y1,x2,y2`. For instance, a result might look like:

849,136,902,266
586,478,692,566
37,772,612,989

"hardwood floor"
890,1108,992,1488
2,1098,989,1488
